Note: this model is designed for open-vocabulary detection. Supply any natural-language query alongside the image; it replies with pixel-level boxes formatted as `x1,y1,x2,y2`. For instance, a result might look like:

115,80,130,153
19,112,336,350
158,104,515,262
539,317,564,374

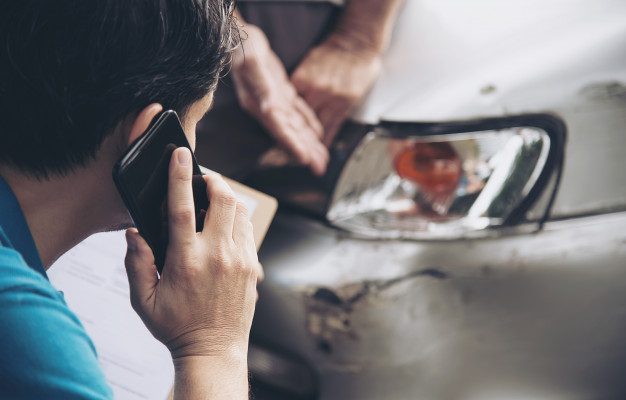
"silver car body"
252,0,626,399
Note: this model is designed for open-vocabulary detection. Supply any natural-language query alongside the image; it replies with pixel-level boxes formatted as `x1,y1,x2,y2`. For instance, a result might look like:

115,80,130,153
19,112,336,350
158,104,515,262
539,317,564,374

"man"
0,1,258,399
196,0,404,177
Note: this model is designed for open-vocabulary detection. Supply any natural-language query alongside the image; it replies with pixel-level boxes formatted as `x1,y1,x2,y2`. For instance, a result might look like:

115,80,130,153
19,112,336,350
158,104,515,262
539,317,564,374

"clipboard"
200,166,277,249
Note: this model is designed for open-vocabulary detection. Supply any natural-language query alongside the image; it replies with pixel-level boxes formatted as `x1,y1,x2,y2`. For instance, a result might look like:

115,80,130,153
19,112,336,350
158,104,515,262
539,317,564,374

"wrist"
172,344,249,382
325,30,384,59
329,0,404,55
167,329,250,360
173,347,248,373
326,26,387,56
172,349,249,399
231,22,265,72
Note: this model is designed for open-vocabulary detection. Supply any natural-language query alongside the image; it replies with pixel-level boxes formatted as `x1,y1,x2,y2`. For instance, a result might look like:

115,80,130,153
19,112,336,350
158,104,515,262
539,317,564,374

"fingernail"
126,231,138,252
177,148,191,166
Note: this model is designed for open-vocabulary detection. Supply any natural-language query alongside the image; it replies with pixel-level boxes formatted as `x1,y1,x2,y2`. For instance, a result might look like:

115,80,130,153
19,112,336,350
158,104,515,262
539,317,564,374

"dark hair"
0,0,237,177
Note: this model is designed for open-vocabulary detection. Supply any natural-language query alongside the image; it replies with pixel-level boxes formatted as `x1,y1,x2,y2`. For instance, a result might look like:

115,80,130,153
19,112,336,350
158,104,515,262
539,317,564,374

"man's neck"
0,164,123,269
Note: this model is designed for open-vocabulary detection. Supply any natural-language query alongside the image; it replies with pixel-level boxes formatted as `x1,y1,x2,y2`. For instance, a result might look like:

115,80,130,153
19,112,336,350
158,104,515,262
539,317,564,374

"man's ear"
126,103,164,146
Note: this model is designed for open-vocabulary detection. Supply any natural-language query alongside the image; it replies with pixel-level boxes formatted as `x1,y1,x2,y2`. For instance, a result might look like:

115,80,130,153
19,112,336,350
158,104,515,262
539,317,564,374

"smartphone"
112,110,209,273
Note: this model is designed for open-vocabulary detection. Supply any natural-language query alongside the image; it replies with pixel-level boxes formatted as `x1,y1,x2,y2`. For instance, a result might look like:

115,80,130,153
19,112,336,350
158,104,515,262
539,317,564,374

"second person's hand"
291,33,383,146
231,23,329,176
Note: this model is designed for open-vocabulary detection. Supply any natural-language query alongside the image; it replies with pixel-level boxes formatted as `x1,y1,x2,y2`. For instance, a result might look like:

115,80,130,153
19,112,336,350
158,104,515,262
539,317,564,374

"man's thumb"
124,229,158,312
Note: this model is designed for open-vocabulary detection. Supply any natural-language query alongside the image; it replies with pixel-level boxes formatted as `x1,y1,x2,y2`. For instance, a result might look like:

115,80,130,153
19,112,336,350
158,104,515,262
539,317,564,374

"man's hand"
231,24,329,176
291,34,382,146
124,147,260,399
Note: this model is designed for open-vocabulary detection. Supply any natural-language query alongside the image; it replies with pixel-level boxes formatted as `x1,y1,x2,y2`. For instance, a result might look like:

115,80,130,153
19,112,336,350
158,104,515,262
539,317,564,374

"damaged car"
196,0,626,398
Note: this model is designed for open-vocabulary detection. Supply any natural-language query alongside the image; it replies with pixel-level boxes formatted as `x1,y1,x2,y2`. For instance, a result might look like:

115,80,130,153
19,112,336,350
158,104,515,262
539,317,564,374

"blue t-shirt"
0,177,112,399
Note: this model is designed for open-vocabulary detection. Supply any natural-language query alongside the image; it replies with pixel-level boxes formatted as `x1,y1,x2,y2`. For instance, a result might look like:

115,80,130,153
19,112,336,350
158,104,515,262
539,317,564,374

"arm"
172,353,248,399
0,257,112,399
125,148,262,400
291,0,405,144
331,0,404,55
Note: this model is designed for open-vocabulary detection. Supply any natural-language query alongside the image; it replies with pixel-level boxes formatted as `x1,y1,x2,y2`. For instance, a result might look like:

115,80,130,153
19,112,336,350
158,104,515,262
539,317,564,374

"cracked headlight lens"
326,127,551,239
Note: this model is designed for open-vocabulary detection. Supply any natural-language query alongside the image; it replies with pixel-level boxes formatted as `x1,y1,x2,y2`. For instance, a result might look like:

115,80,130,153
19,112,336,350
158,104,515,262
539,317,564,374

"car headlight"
326,115,565,239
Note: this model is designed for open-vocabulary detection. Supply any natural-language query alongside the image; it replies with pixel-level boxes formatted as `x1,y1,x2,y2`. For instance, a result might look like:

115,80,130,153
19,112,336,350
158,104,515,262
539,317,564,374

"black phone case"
112,110,208,273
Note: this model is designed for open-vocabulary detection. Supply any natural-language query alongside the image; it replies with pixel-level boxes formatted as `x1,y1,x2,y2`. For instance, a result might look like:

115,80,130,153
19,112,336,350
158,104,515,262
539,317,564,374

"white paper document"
49,231,174,400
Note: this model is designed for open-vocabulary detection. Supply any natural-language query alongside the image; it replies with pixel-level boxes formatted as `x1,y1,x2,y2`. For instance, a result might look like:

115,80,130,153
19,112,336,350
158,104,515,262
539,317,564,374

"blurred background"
194,0,626,399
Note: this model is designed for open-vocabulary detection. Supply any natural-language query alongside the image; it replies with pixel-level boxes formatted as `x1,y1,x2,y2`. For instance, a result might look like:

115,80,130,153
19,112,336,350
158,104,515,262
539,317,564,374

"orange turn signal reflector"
393,142,462,194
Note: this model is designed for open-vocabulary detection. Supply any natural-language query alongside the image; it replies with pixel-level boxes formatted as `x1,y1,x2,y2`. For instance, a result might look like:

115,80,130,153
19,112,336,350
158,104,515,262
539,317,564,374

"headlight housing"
326,115,565,239
247,115,565,240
